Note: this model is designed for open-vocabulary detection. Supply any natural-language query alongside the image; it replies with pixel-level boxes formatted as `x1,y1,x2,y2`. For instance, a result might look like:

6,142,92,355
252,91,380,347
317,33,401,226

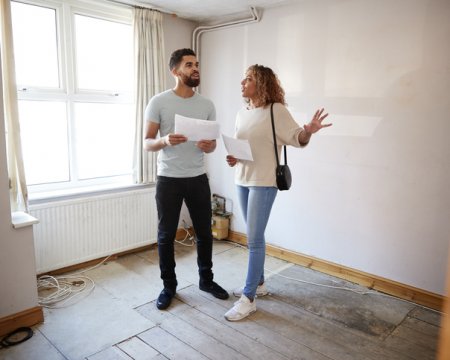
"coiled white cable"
37,255,111,308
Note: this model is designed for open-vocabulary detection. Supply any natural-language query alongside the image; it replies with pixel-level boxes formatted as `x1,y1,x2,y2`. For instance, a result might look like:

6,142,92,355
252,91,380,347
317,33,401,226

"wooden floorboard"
1,244,440,360
252,295,409,360
132,249,440,360
138,326,210,360
134,283,437,360
175,286,332,360
165,299,289,360
409,306,442,327
383,317,439,360
116,337,161,359
139,303,247,360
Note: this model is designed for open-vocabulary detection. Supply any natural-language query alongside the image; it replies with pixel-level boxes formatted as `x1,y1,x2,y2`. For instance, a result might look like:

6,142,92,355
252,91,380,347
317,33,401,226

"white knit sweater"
234,103,306,187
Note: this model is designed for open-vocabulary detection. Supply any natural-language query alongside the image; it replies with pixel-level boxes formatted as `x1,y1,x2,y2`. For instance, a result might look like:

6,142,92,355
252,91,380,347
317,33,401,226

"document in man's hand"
174,114,220,141
222,134,253,161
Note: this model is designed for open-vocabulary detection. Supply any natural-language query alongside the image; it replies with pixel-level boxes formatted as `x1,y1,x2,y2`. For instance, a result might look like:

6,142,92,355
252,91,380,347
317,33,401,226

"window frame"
13,0,135,197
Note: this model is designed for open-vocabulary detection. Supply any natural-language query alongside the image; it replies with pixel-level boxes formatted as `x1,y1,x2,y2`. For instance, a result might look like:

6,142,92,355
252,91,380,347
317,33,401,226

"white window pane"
18,101,69,185
75,15,133,92
11,2,59,88
74,103,134,179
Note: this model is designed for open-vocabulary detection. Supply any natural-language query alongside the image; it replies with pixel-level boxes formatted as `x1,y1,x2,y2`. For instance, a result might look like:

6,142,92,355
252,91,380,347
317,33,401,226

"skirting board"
32,226,442,311
0,306,44,338
227,230,444,311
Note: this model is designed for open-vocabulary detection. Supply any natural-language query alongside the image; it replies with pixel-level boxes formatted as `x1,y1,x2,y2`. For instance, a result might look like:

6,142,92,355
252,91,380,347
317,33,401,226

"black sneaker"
156,288,175,310
199,281,229,300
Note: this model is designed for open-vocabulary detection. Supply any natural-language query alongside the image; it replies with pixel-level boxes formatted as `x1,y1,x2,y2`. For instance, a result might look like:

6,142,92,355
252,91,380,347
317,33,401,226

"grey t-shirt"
144,89,216,178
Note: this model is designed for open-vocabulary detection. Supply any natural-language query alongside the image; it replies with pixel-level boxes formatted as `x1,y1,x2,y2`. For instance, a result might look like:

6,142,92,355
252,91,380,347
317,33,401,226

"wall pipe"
192,6,260,62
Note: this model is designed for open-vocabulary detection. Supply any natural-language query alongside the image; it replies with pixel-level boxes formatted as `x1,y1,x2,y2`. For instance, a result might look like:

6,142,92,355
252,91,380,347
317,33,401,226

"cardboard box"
212,216,229,229
212,227,228,240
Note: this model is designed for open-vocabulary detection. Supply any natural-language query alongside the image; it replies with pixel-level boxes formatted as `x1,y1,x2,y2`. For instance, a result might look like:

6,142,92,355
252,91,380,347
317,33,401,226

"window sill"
29,182,155,205
12,211,39,229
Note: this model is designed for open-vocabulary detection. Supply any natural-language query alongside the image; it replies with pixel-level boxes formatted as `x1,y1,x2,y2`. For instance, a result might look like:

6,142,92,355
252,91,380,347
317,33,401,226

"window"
11,0,134,195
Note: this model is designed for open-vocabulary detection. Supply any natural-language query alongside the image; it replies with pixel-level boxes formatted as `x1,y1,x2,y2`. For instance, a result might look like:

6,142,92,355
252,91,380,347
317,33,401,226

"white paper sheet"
174,114,220,141
222,134,253,161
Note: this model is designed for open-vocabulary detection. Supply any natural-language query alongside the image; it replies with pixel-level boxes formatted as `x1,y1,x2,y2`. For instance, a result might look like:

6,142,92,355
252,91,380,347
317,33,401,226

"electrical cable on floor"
175,228,196,247
227,240,388,294
264,267,443,314
0,327,33,349
224,240,443,314
37,255,112,308
175,220,196,247
264,267,373,295
38,222,195,309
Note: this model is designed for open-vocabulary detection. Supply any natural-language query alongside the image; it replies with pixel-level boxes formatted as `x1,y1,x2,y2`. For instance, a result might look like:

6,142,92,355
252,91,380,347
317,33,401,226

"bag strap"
270,103,288,166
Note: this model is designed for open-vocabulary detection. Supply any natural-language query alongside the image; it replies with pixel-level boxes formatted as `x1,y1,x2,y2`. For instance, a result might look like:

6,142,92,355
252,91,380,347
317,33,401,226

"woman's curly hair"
246,64,286,106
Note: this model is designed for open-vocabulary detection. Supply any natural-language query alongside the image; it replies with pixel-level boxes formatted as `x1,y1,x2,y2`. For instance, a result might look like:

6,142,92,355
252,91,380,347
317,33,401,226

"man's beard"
181,73,200,87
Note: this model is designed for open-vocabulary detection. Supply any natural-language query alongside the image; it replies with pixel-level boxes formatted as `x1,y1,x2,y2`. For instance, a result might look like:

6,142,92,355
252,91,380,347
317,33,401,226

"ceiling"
127,0,298,23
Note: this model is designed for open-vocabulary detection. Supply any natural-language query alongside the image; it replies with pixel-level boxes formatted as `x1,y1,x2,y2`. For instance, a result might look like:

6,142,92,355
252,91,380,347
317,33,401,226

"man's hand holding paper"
163,133,187,146
174,114,220,141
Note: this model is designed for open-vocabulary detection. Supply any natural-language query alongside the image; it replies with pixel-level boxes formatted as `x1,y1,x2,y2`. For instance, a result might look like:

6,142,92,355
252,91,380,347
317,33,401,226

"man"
144,48,229,310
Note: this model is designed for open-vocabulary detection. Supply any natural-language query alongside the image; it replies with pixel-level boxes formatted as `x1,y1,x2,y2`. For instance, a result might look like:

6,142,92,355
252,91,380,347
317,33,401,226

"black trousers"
155,174,214,291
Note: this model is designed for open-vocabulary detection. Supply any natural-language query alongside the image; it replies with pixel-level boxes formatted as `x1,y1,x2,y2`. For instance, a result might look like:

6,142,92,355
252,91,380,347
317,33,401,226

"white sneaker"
224,295,256,321
233,283,268,297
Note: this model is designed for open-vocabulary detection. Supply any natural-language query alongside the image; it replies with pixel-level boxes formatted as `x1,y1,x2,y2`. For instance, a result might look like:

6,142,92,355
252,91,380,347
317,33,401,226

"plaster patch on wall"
288,110,381,137
318,114,382,137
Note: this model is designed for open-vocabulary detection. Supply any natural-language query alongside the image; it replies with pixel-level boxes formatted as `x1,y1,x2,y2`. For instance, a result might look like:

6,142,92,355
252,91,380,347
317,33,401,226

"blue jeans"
155,174,214,291
237,185,278,300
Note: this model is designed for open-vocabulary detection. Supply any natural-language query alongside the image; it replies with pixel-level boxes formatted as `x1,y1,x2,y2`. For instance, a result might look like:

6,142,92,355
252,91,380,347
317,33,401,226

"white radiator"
29,187,157,274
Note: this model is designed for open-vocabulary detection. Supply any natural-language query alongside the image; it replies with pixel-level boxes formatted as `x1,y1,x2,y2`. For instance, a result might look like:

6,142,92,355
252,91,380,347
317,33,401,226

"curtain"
0,0,28,212
132,8,166,184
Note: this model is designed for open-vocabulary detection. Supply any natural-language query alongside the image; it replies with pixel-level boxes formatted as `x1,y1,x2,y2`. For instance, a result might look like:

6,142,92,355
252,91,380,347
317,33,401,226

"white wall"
162,13,197,88
0,58,39,317
201,0,450,295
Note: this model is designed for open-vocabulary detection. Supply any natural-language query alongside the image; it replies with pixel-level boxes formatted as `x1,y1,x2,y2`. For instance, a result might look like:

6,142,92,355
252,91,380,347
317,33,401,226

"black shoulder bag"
270,103,292,191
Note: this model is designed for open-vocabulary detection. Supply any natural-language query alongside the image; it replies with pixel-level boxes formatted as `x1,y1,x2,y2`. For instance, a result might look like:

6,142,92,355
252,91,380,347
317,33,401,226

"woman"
224,64,331,321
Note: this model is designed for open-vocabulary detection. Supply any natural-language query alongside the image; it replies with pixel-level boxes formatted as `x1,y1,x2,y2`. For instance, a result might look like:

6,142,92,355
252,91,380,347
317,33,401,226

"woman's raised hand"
304,108,332,134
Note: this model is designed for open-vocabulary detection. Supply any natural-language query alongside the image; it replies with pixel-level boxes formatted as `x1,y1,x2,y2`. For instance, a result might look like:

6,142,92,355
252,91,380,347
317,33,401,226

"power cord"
264,267,443,313
226,240,383,295
224,240,443,314
0,327,33,349
38,222,196,309
175,220,196,247
37,255,112,308
264,267,372,295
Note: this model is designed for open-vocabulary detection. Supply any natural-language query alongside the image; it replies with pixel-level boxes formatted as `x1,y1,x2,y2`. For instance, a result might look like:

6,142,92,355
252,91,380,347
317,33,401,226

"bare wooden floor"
0,240,441,360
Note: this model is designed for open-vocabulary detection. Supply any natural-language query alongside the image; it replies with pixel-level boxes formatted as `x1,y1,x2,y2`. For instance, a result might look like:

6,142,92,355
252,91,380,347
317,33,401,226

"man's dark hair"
169,48,196,70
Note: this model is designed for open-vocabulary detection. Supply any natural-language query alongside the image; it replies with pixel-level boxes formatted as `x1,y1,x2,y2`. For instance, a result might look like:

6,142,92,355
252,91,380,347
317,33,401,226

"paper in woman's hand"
174,114,220,141
222,134,253,161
